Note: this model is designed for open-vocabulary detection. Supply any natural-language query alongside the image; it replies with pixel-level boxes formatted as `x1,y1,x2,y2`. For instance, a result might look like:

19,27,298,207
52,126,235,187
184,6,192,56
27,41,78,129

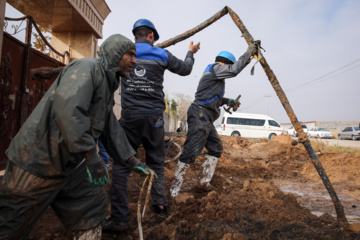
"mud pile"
29,135,360,239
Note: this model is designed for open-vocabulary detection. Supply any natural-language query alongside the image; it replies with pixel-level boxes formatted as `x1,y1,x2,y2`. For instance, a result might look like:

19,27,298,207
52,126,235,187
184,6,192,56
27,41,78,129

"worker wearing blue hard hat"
103,19,200,231
171,43,258,197
132,19,160,41
216,51,236,64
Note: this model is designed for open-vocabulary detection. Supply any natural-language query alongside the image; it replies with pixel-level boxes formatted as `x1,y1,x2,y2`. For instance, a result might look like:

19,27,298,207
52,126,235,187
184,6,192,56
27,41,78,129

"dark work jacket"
6,34,136,178
194,51,251,122
121,39,194,117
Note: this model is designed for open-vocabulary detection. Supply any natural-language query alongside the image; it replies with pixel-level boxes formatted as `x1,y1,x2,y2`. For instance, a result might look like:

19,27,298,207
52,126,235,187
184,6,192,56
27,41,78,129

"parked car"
307,127,333,139
287,125,309,137
337,126,360,140
287,126,296,136
220,112,283,140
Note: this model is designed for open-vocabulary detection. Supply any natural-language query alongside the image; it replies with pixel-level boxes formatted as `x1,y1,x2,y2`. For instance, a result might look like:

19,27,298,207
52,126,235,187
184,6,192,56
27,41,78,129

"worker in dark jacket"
170,44,257,197
0,34,155,240
103,19,200,231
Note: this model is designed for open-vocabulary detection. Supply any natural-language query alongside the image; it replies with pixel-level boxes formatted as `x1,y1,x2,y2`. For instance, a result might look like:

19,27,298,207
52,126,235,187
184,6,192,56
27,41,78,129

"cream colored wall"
113,87,121,120
51,31,97,60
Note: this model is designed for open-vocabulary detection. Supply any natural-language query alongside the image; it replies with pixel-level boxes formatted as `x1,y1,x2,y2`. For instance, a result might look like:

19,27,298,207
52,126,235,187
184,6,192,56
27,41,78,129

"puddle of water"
278,182,331,200
312,211,360,224
273,180,360,224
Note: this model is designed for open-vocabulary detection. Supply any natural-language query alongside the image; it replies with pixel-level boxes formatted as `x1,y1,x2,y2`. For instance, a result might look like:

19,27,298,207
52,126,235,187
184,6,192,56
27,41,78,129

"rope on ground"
164,141,182,164
142,173,154,217
137,171,155,240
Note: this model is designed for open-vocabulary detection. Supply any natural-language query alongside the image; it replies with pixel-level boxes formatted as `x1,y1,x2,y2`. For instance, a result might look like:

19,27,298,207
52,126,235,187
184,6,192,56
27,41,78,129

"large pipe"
156,7,228,49
226,6,348,226
30,66,64,80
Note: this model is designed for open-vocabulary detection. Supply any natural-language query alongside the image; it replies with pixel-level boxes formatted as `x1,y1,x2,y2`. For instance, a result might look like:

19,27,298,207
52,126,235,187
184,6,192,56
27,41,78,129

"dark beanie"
215,56,234,64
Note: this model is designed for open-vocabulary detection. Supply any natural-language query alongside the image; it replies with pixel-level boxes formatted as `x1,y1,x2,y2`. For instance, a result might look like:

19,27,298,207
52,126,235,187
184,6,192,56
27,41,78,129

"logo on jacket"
134,65,146,77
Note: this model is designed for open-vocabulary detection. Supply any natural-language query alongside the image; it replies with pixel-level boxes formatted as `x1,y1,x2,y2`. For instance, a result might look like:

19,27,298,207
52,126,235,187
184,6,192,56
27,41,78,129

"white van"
219,112,283,140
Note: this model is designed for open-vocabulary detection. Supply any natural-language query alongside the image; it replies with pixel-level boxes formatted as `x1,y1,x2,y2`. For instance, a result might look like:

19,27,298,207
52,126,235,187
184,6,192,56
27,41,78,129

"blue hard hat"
132,19,160,41
216,51,236,64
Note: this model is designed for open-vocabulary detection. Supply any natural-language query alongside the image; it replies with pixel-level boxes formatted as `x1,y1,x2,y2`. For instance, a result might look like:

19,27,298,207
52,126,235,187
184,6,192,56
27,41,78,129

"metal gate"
0,16,69,170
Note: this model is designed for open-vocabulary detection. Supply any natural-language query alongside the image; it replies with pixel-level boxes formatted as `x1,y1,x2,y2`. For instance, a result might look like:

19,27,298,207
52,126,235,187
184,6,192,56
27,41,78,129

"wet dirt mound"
29,135,360,239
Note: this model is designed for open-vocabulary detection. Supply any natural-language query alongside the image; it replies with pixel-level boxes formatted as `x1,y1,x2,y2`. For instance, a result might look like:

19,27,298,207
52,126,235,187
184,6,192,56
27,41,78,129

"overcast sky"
6,0,360,124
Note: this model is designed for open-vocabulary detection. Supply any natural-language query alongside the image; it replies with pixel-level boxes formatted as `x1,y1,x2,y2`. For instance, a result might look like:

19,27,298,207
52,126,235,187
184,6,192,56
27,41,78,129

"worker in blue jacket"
103,19,200,231
170,45,257,197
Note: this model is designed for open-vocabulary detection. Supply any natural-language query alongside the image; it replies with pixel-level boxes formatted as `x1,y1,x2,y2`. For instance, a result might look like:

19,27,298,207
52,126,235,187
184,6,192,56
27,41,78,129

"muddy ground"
29,135,360,239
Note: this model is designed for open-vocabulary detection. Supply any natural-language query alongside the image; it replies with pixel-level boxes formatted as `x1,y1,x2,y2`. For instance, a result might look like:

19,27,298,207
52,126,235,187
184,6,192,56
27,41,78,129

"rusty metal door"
0,16,68,170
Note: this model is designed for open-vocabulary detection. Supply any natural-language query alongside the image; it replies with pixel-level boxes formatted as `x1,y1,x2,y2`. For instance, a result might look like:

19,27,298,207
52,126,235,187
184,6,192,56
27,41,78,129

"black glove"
84,149,109,186
128,156,158,178
221,97,237,107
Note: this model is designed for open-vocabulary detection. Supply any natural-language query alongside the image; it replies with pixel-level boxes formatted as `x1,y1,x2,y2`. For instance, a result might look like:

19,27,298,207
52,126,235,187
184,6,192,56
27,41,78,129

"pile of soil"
29,135,360,239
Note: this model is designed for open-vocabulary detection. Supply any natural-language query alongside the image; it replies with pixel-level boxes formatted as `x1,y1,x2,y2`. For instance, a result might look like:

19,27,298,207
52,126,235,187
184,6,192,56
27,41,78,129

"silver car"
287,125,309,137
337,126,360,140
308,127,333,139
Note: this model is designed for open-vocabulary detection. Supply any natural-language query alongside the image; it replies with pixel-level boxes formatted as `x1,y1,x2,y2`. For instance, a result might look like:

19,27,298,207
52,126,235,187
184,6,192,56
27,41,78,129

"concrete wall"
113,88,121,120
164,113,178,133
316,121,360,131
51,32,97,60
281,121,360,132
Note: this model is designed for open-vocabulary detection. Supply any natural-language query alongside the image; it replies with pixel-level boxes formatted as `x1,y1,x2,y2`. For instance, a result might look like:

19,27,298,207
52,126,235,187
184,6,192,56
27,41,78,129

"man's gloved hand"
84,149,109,186
221,97,236,107
246,43,257,57
228,98,236,107
128,156,158,178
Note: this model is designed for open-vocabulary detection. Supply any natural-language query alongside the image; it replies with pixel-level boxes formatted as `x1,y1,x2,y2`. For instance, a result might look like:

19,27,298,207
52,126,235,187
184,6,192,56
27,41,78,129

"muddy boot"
170,161,190,197
199,154,218,189
73,224,102,240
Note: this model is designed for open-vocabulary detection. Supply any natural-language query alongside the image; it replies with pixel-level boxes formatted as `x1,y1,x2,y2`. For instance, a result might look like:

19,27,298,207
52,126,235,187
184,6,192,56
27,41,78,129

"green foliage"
170,99,178,117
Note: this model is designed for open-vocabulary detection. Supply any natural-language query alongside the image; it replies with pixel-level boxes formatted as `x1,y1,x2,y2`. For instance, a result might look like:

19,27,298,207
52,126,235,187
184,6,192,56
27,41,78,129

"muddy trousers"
180,104,223,164
110,115,167,223
171,105,223,197
0,161,108,240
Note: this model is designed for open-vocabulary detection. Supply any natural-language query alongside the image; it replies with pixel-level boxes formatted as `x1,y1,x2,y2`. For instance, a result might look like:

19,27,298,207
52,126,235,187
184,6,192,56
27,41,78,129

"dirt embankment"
29,135,360,239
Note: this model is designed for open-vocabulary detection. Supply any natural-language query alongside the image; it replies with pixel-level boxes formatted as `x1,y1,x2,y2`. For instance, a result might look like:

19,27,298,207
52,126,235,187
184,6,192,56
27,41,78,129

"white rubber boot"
170,161,190,197
199,155,219,187
73,225,102,240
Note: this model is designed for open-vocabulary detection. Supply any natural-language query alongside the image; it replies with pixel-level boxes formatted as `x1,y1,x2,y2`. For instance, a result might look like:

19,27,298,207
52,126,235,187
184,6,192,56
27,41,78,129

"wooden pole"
226,6,348,226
